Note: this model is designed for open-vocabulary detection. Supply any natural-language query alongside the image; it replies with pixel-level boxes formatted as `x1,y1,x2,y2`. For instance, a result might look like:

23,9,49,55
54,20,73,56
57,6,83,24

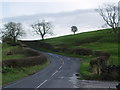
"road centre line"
59,65,62,69
36,55,64,89
51,71,58,77
36,80,47,89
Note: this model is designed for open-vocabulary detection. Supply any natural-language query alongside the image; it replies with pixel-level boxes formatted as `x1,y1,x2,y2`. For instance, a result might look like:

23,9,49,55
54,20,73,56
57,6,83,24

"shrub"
22,41,54,50
101,65,120,81
55,44,66,47
2,55,47,68
90,56,110,74
90,56,109,67
53,47,70,53
72,48,93,55
2,67,15,73
2,48,48,68
93,51,110,57
5,51,14,56
90,57,98,68
24,48,40,56
98,56,109,66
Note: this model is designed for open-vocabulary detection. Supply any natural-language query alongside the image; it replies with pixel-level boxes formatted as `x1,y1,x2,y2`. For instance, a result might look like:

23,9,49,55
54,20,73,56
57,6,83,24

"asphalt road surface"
3,49,119,89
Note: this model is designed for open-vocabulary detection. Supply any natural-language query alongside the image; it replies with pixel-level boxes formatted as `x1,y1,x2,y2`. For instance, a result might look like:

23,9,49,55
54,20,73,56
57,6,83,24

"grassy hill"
43,28,119,65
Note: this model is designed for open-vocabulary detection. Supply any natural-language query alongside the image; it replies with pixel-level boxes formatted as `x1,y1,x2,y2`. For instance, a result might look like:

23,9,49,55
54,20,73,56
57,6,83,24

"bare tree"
31,20,53,40
96,4,119,34
71,26,78,34
1,22,25,43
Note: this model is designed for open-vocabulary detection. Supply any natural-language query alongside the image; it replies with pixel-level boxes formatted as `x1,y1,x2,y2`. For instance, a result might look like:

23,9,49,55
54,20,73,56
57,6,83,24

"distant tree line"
0,20,53,43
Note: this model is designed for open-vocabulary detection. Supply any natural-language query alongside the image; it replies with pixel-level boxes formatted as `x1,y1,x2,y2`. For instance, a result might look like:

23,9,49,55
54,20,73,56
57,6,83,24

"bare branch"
96,4,119,34
31,20,53,40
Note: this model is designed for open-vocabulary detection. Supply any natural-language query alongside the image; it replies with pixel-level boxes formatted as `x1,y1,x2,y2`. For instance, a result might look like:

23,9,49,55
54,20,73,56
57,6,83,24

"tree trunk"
41,35,44,40
13,36,16,44
112,28,118,42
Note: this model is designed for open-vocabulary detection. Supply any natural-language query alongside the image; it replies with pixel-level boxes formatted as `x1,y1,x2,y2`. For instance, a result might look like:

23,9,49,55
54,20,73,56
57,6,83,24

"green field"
24,28,119,80
44,29,119,65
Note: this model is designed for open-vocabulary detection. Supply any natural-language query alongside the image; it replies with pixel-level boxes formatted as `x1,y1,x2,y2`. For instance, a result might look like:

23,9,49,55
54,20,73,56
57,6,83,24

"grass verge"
2,61,49,85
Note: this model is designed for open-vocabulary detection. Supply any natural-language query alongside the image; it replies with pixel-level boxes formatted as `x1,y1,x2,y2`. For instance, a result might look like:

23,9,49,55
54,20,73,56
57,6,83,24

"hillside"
43,29,119,65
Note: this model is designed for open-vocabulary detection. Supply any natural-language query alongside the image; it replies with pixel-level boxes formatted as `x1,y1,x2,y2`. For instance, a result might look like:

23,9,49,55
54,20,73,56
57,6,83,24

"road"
3,49,119,89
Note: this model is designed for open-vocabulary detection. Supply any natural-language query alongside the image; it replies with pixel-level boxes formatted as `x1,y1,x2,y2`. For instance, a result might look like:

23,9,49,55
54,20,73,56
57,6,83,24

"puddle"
75,73,80,76
69,74,79,88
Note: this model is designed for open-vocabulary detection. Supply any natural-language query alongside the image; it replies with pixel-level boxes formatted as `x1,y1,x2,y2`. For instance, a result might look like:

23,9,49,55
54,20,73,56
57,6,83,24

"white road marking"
51,71,58,77
59,66,62,69
36,80,47,89
36,54,64,89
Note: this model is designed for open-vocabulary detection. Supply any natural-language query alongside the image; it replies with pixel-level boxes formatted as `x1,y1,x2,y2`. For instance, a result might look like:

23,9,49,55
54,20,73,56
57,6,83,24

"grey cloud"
1,9,105,40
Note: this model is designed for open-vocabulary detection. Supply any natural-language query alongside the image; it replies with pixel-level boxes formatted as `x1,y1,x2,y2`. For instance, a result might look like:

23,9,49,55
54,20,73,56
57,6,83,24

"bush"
89,56,110,75
55,44,66,47
89,56,109,68
24,48,40,56
98,56,109,65
53,47,70,53
2,67,15,73
22,41,54,50
90,57,98,67
2,48,48,68
101,65,120,81
93,51,110,57
72,48,93,55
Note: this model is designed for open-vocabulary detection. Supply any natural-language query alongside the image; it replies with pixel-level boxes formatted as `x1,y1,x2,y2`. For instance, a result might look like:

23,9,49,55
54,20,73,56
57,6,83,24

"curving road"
3,49,119,89
3,50,80,89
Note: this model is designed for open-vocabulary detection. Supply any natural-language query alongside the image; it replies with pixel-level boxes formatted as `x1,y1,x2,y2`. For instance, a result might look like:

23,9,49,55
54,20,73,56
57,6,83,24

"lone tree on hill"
71,26,78,34
31,20,53,40
96,4,119,35
1,22,25,43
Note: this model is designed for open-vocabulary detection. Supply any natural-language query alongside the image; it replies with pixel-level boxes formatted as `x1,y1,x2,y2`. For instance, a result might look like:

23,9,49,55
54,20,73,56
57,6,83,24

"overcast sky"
1,0,119,18
0,0,119,40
